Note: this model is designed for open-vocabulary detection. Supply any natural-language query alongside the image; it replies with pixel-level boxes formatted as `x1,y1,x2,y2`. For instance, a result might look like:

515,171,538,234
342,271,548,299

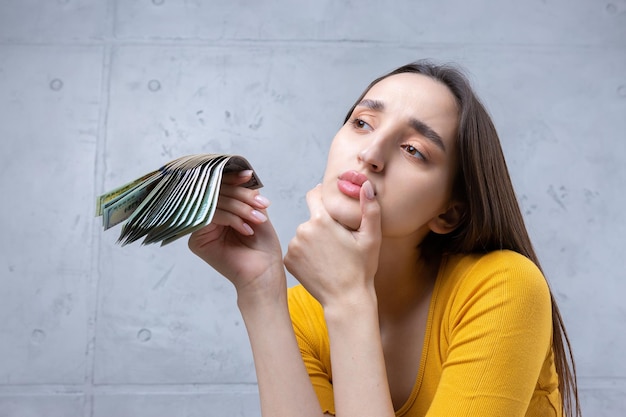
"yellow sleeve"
427,252,554,416
287,285,336,415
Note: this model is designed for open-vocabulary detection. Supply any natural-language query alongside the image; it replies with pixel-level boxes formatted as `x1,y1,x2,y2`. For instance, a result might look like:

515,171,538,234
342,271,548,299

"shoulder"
439,250,552,322
425,252,557,415
444,250,548,294
449,249,542,275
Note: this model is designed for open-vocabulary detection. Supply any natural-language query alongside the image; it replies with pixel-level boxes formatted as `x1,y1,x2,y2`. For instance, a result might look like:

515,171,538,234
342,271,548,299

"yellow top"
287,250,562,416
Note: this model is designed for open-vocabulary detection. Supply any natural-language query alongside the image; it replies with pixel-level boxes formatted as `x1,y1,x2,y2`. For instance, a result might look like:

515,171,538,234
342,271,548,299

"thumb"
358,180,382,239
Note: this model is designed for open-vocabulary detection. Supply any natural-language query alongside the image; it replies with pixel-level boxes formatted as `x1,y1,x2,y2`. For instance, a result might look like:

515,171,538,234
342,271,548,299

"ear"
428,201,465,235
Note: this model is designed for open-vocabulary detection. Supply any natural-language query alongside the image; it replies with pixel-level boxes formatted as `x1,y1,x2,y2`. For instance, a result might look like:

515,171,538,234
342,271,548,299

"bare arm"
190,175,393,416
285,182,395,417
189,171,323,416
237,277,324,417
324,294,395,417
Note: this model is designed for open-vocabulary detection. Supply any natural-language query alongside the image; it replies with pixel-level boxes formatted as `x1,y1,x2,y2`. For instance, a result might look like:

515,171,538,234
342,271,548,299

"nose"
358,139,385,172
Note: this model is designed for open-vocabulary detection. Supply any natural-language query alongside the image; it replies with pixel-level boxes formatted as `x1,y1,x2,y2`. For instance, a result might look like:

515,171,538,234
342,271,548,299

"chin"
322,193,362,231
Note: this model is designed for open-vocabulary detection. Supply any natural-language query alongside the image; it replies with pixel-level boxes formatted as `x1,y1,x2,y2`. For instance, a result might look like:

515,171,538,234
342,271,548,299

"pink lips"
337,170,369,199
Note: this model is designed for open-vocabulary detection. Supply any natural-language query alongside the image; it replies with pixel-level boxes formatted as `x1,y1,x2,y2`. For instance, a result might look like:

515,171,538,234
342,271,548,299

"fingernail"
238,169,253,178
242,223,254,235
251,209,268,223
363,181,375,200
254,194,271,207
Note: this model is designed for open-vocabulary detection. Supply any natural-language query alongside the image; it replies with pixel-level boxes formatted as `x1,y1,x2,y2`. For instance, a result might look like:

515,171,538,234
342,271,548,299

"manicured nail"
238,169,253,178
363,181,375,200
254,194,271,207
251,210,268,223
242,223,254,235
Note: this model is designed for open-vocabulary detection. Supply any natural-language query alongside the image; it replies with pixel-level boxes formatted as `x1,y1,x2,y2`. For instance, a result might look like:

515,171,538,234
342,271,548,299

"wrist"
235,264,288,312
322,287,378,326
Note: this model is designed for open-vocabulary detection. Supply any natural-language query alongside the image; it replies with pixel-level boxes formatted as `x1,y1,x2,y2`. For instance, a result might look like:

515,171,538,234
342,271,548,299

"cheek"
377,176,451,236
378,195,429,236
326,126,358,160
322,139,356,183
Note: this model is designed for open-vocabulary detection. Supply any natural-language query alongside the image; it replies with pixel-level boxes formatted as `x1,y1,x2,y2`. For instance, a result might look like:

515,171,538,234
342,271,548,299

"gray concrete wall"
0,0,624,415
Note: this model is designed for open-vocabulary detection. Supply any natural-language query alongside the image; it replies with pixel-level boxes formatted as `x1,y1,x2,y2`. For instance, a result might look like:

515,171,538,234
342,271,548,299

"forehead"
364,73,457,114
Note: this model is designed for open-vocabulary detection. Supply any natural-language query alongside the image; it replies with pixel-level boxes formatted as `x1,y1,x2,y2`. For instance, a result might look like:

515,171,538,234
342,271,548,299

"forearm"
324,290,395,417
238,275,323,417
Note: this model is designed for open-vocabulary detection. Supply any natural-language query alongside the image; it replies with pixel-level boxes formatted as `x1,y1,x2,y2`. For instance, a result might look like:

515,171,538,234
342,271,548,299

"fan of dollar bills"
95,154,262,246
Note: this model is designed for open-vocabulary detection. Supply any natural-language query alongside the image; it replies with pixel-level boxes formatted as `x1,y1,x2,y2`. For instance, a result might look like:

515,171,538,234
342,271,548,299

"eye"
401,144,426,160
350,118,373,131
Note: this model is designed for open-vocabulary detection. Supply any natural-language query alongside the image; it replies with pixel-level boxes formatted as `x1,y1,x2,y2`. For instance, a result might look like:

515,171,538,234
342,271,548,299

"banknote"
96,154,262,246
95,169,161,216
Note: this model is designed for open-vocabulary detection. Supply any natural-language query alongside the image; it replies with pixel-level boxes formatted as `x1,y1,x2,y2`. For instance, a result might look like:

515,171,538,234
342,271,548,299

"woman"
189,60,581,417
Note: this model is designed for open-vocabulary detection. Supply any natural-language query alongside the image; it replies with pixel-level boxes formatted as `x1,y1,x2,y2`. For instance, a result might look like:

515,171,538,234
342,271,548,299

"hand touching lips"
337,170,370,199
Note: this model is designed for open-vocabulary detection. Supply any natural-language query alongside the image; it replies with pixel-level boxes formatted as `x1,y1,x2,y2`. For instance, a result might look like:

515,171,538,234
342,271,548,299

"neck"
374,238,437,322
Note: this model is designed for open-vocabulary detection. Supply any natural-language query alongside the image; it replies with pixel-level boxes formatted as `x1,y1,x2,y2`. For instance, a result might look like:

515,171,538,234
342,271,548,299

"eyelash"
349,118,427,161
350,117,371,130
400,144,425,160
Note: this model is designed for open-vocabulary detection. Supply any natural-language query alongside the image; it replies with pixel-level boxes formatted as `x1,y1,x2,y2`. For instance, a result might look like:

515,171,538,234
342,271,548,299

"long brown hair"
344,61,581,417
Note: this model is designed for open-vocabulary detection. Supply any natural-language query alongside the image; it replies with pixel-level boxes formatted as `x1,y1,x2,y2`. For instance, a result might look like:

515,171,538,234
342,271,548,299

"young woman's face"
321,72,460,244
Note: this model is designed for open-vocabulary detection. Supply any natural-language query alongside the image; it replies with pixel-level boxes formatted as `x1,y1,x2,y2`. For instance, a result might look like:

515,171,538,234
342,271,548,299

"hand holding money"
95,154,262,246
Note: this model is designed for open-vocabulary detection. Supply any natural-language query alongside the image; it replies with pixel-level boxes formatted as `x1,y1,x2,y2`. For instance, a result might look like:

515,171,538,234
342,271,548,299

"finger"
220,182,271,210
217,194,269,226
221,169,254,186
358,180,382,239
211,207,256,236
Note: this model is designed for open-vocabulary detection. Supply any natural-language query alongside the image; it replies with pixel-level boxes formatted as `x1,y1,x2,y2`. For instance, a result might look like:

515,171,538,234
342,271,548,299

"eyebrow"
356,99,446,152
